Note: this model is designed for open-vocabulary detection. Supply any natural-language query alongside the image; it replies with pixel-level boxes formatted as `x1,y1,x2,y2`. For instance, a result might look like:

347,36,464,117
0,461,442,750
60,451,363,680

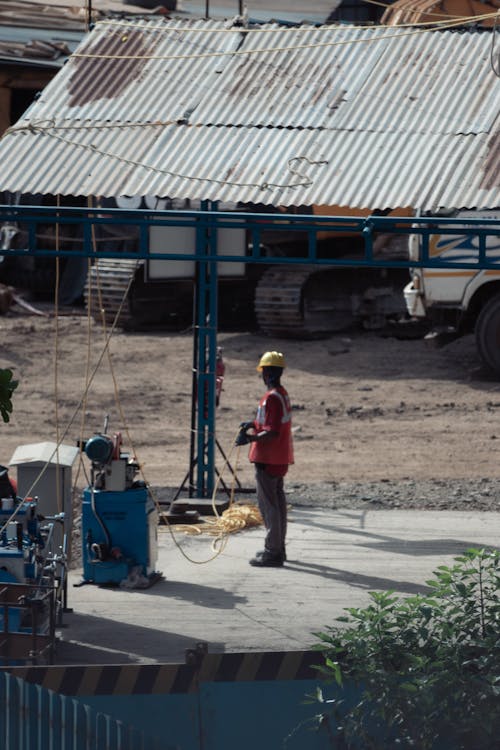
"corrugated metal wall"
4,651,340,749
0,671,166,750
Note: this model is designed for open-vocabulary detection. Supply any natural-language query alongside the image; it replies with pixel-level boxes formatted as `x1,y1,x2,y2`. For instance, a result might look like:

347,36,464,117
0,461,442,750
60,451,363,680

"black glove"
235,424,252,446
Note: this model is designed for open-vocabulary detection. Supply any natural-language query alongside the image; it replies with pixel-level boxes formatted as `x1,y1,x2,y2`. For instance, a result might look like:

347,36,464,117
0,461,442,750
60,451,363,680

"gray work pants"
254,465,287,556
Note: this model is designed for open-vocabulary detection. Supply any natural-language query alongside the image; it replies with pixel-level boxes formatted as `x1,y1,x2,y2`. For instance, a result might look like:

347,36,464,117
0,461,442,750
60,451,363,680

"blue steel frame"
1,204,499,496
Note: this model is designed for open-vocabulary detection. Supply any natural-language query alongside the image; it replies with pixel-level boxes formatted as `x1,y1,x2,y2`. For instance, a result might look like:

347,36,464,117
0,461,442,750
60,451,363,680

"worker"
236,351,294,567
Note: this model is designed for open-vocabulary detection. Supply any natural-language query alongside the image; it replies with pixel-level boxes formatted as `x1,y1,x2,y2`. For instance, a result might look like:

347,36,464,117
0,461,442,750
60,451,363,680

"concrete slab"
57,507,499,665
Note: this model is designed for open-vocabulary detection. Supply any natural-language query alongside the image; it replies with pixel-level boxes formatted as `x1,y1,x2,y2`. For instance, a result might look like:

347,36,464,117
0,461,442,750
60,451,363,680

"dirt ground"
2,303,500,515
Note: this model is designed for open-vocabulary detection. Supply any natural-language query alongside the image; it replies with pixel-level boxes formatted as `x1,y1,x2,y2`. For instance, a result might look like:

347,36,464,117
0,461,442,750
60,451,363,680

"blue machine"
0,501,46,584
82,487,158,585
81,431,159,587
0,466,67,664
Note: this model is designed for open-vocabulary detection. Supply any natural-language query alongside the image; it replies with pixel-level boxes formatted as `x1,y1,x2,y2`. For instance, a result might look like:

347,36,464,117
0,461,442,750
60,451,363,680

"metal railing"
1,204,500,269
1,204,499,495
0,582,56,666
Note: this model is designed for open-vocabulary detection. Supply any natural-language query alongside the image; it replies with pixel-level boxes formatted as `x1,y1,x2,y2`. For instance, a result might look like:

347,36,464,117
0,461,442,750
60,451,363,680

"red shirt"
249,387,294,476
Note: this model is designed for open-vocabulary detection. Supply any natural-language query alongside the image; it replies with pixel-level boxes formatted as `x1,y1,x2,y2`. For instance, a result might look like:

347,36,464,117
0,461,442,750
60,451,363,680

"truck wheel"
475,293,500,375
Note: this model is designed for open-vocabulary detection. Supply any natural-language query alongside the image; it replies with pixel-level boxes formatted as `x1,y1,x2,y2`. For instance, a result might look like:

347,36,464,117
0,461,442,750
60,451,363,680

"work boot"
255,549,287,562
249,552,284,567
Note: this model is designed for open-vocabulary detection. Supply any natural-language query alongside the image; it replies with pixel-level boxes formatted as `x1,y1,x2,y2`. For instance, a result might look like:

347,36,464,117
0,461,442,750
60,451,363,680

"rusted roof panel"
30,22,497,132
189,25,498,131
331,28,498,135
1,122,498,209
0,1,170,68
0,18,499,209
31,19,242,122
191,25,389,128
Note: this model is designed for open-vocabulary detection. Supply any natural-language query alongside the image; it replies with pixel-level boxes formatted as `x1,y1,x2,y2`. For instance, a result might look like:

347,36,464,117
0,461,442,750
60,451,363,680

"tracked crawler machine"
0,197,413,336
83,201,413,337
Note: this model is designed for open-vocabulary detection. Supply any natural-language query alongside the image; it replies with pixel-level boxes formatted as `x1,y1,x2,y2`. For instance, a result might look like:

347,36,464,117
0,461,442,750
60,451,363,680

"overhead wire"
54,195,62,515
81,207,261,565
95,9,500,32
71,11,500,61
3,3,492,544
0,244,138,538
5,10,497,194
6,121,326,192
0,203,259,563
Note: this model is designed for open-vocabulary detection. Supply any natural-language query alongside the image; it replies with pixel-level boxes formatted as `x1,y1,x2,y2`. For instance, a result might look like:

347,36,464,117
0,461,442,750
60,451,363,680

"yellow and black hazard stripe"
6,650,322,696
197,650,320,683
5,663,198,696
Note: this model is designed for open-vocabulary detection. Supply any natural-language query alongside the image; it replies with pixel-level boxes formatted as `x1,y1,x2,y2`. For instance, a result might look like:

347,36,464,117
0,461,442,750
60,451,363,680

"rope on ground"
157,438,262,559
161,502,263,538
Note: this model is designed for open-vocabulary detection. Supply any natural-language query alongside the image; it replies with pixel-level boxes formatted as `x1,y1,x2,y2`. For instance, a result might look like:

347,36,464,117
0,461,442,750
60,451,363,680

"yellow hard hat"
256,351,286,371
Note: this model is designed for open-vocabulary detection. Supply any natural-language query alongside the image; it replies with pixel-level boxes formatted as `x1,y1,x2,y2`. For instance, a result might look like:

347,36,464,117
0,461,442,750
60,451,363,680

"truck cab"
404,209,500,373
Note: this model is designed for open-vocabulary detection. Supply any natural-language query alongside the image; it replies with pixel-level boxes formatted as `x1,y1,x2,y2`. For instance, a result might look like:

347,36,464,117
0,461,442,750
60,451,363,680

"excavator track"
84,259,141,328
255,264,356,338
255,266,310,337
255,263,407,338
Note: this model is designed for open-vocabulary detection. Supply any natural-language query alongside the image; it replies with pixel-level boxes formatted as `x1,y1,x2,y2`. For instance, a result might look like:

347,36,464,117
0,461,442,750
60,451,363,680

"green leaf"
0,368,18,424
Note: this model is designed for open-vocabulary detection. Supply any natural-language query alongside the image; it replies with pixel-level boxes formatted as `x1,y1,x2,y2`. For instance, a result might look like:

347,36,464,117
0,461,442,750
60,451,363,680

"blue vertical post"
362,218,374,262
194,203,218,497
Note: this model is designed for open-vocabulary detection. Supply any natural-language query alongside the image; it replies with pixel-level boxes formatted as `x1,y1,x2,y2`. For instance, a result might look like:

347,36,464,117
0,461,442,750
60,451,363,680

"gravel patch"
151,478,500,513
287,478,500,513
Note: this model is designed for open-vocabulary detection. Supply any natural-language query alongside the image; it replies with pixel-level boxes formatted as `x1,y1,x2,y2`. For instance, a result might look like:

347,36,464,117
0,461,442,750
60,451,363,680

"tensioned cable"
54,196,62,515
5,12,495,193
94,9,499,32
71,12,500,62
70,198,100,508
5,123,326,192
0,264,136,536
0,220,261,564
83,206,253,564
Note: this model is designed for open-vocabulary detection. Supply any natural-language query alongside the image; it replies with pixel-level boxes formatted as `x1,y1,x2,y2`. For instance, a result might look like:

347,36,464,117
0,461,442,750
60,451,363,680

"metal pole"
205,205,218,497
188,263,200,497
194,203,218,497
195,220,207,497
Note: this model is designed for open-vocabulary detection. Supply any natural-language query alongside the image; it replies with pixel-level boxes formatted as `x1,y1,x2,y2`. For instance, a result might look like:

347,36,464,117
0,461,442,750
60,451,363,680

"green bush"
0,368,18,423
312,548,500,749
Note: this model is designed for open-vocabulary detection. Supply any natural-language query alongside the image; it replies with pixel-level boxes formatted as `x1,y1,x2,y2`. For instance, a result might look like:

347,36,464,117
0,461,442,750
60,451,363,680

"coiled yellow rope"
163,502,263,538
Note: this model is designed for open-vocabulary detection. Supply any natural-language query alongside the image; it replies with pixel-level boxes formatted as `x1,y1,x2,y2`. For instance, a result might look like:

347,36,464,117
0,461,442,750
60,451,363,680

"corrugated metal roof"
181,0,339,25
0,25,82,68
0,18,498,209
0,1,161,31
0,1,166,68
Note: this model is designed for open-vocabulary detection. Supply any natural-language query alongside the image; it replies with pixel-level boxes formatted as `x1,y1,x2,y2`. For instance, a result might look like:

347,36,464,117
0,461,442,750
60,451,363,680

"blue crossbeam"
1,204,499,495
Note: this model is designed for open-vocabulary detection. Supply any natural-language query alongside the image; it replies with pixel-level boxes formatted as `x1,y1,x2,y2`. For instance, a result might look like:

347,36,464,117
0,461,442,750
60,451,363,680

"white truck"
404,210,500,374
